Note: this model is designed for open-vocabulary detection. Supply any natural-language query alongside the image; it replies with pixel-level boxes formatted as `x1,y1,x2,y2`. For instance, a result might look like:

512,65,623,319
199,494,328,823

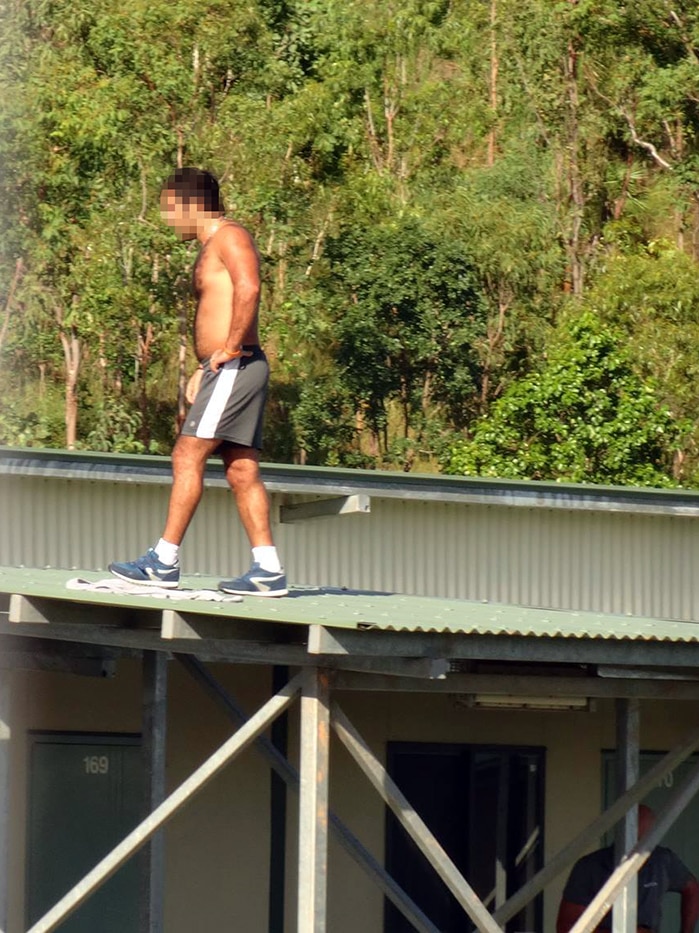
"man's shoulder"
569,846,614,882
218,221,256,246
650,844,689,871
577,846,614,868
563,847,614,901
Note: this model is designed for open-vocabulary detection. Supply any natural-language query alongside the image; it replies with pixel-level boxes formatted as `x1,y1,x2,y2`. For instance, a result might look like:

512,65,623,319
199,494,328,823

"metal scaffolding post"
297,668,331,933
175,656,440,933
0,672,9,933
141,651,168,933
612,698,639,933
269,665,289,933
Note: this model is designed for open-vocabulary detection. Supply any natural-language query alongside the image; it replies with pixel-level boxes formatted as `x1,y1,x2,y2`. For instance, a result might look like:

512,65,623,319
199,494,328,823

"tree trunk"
176,301,188,433
0,259,23,356
488,0,499,166
58,317,80,450
138,321,154,448
563,34,585,296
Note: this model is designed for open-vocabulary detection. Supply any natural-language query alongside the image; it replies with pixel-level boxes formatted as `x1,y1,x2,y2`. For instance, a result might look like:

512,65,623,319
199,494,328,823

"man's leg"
221,444,273,547
109,434,220,586
162,434,222,544
219,445,287,596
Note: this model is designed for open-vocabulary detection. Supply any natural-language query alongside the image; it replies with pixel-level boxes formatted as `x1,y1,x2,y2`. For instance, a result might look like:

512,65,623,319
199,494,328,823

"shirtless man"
109,167,287,596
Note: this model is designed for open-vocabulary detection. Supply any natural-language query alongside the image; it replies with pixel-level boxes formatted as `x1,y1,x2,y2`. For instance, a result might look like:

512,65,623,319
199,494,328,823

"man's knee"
225,454,261,492
172,436,216,474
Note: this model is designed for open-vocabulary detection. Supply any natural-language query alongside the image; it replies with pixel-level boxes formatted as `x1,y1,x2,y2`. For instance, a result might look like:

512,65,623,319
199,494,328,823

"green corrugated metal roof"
2,566,699,642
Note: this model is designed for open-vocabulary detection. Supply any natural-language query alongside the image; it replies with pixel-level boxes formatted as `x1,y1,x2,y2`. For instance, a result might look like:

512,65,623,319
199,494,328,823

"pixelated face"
160,187,200,240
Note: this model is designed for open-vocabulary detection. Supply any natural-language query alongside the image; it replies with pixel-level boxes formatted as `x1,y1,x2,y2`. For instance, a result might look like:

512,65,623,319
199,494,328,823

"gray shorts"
181,346,268,449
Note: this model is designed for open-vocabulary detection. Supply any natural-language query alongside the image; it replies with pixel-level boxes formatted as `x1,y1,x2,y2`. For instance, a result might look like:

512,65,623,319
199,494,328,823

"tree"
585,238,699,481
443,312,684,487
300,215,485,469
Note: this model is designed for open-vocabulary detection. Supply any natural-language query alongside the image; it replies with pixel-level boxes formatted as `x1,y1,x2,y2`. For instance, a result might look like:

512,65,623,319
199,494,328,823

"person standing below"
109,167,287,597
556,805,699,933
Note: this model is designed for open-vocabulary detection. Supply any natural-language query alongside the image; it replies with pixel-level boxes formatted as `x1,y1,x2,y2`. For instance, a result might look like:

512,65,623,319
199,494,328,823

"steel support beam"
26,671,303,933
175,655,440,933
269,667,289,933
331,700,504,933
333,670,699,700
141,652,168,933
298,669,331,933
0,672,9,933
570,754,699,933
612,699,639,933
306,626,699,669
308,627,448,678
493,724,699,925
280,494,371,524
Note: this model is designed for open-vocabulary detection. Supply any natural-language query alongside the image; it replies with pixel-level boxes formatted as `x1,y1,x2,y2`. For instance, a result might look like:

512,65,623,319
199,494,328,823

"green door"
603,752,699,933
26,733,143,932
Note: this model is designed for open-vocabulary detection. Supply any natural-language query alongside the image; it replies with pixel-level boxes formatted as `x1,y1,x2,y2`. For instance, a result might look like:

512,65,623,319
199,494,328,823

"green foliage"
0,389,65,448
299,214,485,467
82,397,150,454
584,238,699,483
0,408,53,448
2,0,699,488
443,313,683,487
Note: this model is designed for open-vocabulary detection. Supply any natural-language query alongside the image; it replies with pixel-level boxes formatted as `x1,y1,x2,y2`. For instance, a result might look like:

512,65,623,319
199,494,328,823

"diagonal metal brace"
26,672,303,933
331,699,504,933
570,755,699,933
176,655,440,933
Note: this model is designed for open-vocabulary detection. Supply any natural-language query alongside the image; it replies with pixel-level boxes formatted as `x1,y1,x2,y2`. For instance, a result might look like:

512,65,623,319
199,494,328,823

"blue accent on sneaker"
108,548,180,588
219,563,288,597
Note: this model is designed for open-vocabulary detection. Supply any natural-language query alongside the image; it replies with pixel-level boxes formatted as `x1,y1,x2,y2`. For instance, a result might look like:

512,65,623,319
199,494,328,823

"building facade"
2,448,699,933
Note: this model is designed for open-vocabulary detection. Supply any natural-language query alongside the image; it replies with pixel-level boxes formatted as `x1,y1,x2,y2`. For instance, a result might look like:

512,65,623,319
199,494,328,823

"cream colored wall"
8,662,699,933
7,660,273,933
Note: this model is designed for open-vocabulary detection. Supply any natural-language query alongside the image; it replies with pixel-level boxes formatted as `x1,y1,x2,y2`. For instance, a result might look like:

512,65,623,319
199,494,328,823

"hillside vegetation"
2,0,699,486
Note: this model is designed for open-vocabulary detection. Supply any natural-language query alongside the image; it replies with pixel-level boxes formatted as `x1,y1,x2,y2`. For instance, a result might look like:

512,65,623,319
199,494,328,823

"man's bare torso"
192,221,260,360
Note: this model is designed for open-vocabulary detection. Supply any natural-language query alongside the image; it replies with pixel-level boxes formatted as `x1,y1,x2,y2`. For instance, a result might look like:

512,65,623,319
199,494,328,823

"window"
385,743,545,933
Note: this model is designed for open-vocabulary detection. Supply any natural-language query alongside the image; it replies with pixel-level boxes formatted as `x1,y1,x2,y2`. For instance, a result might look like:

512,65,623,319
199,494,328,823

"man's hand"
186,368,204,405
209,346,253,373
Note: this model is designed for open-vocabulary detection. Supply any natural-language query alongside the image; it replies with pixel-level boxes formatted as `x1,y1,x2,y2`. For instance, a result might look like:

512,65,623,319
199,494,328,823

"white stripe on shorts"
196,360,241,438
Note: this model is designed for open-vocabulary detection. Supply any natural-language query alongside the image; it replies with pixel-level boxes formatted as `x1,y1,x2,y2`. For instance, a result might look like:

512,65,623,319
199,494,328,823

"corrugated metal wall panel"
2,474,699,621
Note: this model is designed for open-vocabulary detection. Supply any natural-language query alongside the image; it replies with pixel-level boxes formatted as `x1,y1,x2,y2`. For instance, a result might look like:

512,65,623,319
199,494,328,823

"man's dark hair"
163,167,224,213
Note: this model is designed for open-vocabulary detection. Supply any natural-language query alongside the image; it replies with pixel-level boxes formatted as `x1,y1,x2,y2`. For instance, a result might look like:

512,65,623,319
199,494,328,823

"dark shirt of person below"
561,844,692,932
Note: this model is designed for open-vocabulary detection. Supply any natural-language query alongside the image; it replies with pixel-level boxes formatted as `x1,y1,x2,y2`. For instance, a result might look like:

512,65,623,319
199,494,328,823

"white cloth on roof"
66,577,243,602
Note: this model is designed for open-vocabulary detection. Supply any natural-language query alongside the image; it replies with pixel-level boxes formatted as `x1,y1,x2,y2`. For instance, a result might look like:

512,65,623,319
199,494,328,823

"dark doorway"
26,732,143,932
385,743,545,933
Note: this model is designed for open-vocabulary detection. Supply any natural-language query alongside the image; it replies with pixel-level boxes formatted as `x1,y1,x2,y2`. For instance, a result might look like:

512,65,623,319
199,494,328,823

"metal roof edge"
2,446,699,517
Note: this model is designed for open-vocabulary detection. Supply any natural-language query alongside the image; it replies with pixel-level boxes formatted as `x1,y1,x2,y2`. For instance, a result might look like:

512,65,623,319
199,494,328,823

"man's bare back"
192,221,261,361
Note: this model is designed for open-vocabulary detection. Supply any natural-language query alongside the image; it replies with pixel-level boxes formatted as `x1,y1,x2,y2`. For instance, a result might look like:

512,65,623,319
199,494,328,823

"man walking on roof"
109,167,287,597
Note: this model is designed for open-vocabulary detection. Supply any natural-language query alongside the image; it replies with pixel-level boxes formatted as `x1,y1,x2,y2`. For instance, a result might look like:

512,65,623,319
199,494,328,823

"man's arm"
681,876,699,933
209,225,261,372
557,898,587,933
